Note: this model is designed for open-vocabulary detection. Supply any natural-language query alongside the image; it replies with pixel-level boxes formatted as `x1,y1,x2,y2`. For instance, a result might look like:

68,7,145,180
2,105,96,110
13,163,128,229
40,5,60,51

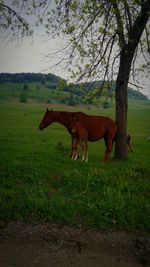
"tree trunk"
115,51,133,159
115,0,150,159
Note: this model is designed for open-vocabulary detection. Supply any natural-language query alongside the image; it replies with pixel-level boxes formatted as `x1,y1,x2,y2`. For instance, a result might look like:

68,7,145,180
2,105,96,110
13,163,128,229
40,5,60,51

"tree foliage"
0,0,30,41
0,1,149,87
41,0,150,89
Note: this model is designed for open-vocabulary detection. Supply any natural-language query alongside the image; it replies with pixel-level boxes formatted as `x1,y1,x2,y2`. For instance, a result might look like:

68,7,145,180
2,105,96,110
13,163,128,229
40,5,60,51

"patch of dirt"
0,222,150,267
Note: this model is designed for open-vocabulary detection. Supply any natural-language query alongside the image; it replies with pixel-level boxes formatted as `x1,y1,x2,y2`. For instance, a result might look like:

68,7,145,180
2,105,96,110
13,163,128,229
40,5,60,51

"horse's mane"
58,111,84,121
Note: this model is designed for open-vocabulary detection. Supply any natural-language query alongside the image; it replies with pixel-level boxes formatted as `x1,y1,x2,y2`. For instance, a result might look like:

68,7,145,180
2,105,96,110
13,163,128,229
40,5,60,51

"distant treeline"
65,80,148,101
0,72,61,84
0,72,148,101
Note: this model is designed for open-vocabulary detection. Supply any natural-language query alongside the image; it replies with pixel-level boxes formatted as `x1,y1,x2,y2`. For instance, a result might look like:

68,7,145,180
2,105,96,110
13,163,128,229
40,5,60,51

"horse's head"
39,108,53,130
71,117,79,134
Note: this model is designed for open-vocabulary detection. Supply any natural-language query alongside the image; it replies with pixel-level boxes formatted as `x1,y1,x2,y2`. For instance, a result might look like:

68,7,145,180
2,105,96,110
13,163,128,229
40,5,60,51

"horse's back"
77,113,117,141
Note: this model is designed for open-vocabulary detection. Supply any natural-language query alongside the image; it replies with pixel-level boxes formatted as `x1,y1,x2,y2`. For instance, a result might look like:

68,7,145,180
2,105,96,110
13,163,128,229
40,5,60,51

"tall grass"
0,101,150,232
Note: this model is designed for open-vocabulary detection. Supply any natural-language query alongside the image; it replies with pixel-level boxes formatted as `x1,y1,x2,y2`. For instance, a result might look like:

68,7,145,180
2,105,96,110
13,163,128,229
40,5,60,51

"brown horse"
71,118,88,162
39,109,117,161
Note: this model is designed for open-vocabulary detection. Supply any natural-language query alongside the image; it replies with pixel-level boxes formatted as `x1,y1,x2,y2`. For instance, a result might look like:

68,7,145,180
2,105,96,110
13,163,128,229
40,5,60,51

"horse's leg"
70,136,74,157
81,141,85,161
104,136,113,161
85,140,88,162
74,139,80,160
72,138,76,160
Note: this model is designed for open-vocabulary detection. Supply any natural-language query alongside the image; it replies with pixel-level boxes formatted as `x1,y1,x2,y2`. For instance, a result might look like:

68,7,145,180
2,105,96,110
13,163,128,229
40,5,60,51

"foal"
71,119,88,162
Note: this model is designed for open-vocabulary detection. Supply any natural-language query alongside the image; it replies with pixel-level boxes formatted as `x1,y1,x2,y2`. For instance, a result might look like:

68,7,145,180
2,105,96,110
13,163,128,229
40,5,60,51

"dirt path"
0,222,150,267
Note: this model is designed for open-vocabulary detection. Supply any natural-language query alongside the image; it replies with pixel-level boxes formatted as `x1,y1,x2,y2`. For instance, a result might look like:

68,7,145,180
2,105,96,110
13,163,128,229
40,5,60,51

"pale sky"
0,33,150,98
0,34,69,79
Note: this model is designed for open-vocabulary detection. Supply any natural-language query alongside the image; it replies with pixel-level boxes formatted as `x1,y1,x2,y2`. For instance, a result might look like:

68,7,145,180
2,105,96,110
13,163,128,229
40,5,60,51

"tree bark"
115,50,133,159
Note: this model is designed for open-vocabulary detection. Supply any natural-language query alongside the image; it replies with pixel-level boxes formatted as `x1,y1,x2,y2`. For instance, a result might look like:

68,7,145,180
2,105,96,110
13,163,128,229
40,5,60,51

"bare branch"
128,81,144,89
123,0,132,32
0,3,29,31
109,0,126,47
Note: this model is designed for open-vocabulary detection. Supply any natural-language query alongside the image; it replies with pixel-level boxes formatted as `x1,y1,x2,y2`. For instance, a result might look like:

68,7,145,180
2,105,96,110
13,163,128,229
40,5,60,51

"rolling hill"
0,72,148,106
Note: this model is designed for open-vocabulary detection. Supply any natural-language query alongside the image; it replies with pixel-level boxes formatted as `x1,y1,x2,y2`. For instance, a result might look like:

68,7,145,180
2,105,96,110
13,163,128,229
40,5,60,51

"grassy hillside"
0,97,150,232
0,72,149,106
0,81,149,108
0,82,73,104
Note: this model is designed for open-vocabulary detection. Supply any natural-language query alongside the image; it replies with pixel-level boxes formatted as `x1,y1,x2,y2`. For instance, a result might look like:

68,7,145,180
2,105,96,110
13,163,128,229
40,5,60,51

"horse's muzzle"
39,125,43,130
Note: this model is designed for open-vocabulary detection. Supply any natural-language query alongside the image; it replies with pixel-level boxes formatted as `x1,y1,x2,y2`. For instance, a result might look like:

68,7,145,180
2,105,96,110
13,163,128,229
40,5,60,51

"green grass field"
0,82,76,104
0,93,150,233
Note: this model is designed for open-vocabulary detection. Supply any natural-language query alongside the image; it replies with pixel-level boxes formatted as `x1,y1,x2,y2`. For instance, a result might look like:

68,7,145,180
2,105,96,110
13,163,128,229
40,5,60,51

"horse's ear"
47,108,49,112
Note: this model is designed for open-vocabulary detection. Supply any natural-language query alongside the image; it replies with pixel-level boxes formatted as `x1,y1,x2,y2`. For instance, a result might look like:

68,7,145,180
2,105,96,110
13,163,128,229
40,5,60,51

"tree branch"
109,0,126,47
123,0,132,32
0,3,29,31
128,0,150,51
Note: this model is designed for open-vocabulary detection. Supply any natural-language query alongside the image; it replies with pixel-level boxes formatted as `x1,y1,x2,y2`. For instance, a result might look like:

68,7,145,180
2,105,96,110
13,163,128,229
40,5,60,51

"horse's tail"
112,130,118,144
